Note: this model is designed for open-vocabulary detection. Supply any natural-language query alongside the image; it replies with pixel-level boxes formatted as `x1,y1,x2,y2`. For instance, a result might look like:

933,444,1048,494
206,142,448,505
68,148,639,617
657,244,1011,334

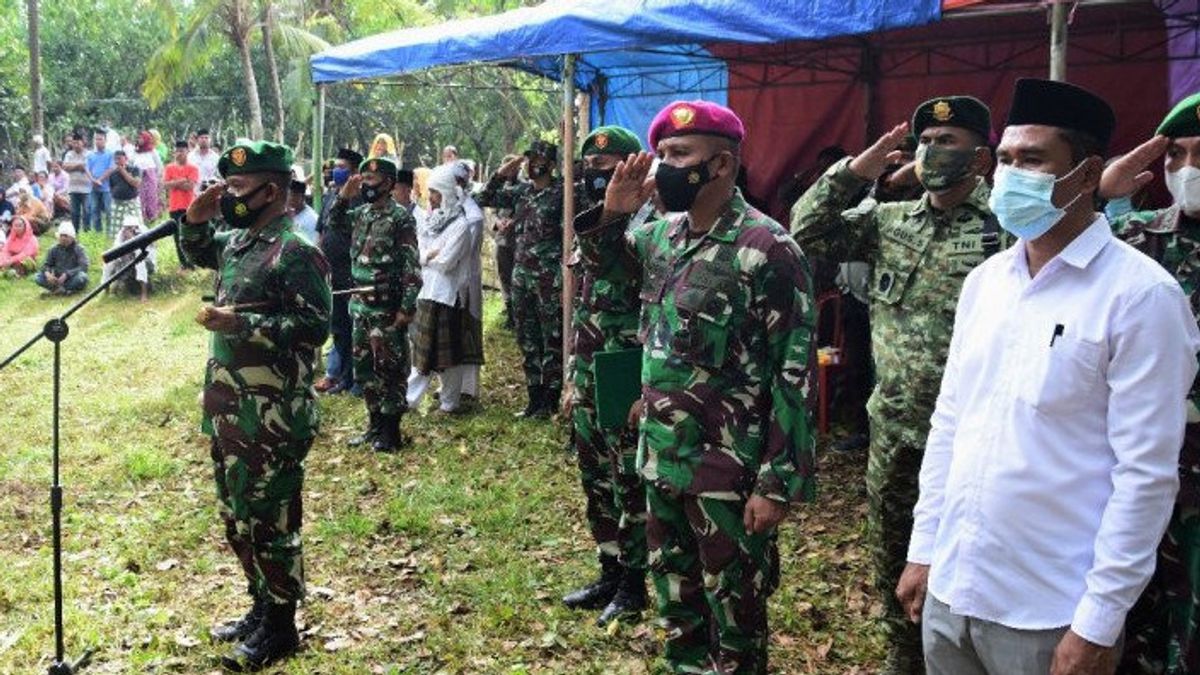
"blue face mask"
331,167,350,186
988,163,1082,241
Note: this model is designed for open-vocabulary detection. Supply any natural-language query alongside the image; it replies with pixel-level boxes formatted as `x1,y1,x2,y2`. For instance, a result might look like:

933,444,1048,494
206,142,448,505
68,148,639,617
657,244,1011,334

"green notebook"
594,348,643,430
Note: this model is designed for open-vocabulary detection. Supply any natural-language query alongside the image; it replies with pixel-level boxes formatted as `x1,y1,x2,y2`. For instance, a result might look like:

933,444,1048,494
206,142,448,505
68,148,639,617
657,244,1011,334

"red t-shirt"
163,163,199,212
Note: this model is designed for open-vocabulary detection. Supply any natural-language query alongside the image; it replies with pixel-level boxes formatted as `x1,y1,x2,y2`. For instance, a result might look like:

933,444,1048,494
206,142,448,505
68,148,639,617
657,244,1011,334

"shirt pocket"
1018,335,1104,414
869,243,923,307
672,282,738,371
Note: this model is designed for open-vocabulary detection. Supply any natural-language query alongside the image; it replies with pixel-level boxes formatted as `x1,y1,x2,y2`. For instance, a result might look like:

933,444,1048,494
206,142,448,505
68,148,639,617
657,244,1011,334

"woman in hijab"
133,130,163,223
406,163,483,414
369,133,398,161
0,215,39,277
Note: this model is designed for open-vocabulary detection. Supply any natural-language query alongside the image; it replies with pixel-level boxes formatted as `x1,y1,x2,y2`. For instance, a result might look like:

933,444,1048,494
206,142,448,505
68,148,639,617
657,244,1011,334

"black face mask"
529,164,550,179
361,179,392,204
655,156,715,212
582,168,615,202
219,182,271,229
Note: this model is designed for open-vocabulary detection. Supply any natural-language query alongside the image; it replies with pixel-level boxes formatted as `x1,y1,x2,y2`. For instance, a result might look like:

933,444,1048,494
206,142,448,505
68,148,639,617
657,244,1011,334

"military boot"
535,388,560,420
211,594,267,643
516,386,544,418
347,411,380,447
596,567,647,627
372,414,400,453
221,601,299,672
563,554,622,610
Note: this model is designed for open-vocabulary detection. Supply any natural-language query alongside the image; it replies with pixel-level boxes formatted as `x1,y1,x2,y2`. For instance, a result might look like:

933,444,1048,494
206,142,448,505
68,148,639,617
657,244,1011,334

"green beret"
218,140,294,177
358,156,398,179
912,96,992,142
581,125,642,157
1157,92,1200,139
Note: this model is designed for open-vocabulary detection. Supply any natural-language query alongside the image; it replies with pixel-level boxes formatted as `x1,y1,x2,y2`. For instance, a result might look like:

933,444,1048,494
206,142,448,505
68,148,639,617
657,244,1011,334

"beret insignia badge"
932,101,953,122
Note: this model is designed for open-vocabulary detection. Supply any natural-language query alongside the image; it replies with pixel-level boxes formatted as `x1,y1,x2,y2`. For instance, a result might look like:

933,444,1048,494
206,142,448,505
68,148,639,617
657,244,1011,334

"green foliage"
0,0,560,173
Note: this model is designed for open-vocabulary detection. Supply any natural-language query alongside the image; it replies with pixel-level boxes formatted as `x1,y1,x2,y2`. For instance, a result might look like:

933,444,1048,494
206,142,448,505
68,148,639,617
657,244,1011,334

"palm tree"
142,0,328,142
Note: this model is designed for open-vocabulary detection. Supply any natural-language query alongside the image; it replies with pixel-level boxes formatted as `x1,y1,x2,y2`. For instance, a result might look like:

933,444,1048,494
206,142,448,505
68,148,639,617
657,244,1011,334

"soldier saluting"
580,101,816,674
181,140,332,672
791,96,1002,674
327,157,422,452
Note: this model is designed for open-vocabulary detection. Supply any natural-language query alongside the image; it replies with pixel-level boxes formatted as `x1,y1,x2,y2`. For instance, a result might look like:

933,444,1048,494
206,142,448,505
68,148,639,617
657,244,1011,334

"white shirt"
909,216,1200,647
32,146,50,174
291,206,319,245
188,148,219,185
416,211,471,307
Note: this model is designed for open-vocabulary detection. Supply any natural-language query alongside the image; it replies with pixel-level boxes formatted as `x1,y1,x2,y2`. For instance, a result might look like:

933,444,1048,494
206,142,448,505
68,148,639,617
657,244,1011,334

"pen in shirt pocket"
1050,323,1064,347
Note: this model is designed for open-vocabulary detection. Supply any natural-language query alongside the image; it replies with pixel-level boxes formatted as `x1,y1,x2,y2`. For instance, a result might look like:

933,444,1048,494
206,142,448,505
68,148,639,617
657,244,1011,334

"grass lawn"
0,230,883,674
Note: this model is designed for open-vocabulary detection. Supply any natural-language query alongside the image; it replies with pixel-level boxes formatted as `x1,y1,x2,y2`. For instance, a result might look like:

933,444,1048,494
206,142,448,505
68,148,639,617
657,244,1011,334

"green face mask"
915,144,978,193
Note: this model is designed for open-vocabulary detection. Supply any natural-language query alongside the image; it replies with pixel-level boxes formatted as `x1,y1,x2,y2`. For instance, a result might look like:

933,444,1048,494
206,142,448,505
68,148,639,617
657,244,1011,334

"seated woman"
0,216,39,277
16,191,51,235
406,164,481,414
101,210,155,301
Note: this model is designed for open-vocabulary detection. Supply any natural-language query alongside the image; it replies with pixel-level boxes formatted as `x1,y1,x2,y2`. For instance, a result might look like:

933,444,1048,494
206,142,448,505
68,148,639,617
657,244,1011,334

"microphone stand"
0,249,150,674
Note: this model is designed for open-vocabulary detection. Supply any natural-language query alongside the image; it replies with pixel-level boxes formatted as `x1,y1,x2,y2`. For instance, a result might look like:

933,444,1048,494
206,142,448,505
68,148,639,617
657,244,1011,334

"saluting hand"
186,181,225,225
339,174,363,201
1099,135,1169,200
602,152,656,220
497,155,524,180
849,122,910,182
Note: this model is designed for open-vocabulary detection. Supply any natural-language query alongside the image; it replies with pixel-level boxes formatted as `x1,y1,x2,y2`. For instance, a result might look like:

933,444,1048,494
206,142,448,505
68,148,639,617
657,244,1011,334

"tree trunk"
261,2,285,142
27,0,43,136
232,27,264,139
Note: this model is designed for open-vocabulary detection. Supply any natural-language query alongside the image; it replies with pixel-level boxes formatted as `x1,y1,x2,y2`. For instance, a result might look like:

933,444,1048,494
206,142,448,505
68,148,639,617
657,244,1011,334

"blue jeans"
87,190,112,234
69,193,89,230
35,269,88,293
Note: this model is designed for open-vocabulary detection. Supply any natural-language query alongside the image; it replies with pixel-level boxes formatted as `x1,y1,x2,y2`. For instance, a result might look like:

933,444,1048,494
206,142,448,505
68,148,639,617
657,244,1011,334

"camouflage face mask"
915,143,978,193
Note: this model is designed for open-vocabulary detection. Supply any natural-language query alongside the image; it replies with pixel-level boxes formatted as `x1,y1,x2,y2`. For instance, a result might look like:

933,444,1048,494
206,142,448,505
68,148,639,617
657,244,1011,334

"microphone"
101,220,179,263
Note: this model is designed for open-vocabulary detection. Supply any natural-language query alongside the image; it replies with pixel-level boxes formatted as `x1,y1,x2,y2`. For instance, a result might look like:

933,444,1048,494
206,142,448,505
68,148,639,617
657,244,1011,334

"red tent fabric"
714,2,1172,220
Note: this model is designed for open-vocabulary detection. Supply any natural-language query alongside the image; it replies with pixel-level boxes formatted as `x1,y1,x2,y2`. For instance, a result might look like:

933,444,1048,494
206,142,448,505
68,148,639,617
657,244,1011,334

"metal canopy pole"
311,84,326,213
1050,2,1070,81
561,54,577,371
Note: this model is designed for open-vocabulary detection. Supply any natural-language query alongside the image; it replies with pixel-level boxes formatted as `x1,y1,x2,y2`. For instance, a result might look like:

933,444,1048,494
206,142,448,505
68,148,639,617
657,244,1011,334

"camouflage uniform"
326,198,421,417
181,214,332,604
477,176,575,394
791,157,1001,672
568,230,647,575
1112,205,1200,675
579,191,817,674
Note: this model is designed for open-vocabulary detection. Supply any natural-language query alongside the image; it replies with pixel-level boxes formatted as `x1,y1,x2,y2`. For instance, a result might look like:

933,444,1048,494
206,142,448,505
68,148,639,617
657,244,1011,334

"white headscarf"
423,164,464,235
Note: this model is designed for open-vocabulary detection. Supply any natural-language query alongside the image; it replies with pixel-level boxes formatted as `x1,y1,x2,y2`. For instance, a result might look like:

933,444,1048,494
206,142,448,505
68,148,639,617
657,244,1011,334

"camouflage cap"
358,156,398,180
581,125,642,157
912,96,992,141
218,140,294,177
1157,91,1200,139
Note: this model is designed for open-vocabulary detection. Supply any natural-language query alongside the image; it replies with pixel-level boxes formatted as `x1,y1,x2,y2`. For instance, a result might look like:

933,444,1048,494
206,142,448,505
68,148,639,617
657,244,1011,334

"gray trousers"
923,594,1068,674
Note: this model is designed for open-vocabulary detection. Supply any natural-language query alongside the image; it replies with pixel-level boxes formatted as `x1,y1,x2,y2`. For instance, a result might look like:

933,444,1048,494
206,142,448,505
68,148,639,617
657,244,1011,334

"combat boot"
372,414,399,453
516,386,544,418
563,554,622,610
211,594,267,643
347,411,380,447
596,567,647,627
221,601,299,672
535,387,560,420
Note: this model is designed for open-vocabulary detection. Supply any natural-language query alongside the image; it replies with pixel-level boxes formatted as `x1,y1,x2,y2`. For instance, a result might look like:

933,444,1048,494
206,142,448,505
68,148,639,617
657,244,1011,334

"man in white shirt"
897,78,1200,675
31,134,50,174
188,128,220,187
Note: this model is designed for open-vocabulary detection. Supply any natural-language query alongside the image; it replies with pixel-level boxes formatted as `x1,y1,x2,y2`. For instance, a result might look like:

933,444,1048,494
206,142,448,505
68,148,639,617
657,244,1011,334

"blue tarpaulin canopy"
310,0,943,138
